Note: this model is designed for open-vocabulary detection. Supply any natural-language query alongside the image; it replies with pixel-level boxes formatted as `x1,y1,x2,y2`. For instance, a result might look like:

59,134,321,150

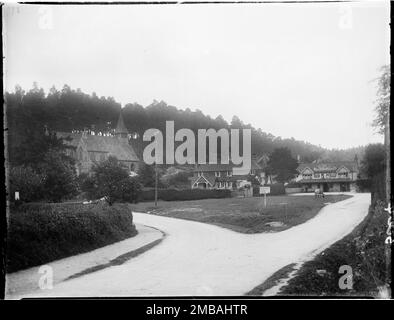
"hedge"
252,183,286,196
139,188,232,202
7,202,137,273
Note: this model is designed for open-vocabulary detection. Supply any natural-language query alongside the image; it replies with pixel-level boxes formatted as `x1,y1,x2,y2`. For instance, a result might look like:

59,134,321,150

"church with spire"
56,110,140,176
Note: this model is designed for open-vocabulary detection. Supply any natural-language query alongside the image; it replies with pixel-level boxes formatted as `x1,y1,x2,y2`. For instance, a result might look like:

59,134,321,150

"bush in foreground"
79,156,142,205
9,165,46,202
7,201,137,273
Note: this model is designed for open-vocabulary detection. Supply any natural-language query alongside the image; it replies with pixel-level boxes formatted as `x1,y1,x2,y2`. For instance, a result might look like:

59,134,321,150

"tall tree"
91,156,141,205
360,143,385,179
373,65,390,134
266,147,298,183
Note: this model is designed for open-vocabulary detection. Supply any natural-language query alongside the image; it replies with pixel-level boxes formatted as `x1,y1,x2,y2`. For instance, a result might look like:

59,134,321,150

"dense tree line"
6,83,364,165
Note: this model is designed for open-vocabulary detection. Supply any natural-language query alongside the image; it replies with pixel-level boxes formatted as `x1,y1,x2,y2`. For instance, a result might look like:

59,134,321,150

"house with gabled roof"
56,111,140,176
295,159,359,192
190,160,263,190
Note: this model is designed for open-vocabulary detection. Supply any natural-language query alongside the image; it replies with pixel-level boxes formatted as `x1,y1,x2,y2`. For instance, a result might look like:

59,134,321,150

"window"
78,149,83,161
215,171,221,177
227,171,233,177
314,173,321,178
338,172,349,178
100,153,106,161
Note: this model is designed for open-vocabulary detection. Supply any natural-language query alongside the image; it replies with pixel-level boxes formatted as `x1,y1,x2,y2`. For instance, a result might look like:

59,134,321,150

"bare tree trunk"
384,105,391,296
385,106,391,203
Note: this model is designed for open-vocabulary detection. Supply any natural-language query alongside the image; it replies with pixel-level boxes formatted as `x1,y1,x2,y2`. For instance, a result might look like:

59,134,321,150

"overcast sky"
4,1,390,149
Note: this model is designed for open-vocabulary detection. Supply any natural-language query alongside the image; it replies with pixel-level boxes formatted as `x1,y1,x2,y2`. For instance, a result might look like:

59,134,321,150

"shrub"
139,188,232,202
9,165,45,202
117,177,142,203
77,173,97,200
137,163,156,188
91,156,142,205
36,150,79,202
161,169,193,189
7,202,137,272
266,183,285,195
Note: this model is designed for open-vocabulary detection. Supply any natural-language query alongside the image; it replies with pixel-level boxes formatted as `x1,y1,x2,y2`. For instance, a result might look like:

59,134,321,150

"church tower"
115,110,129,141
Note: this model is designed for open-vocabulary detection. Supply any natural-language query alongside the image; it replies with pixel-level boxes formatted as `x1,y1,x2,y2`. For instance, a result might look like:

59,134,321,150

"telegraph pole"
154,130,159,207
155,161,158,207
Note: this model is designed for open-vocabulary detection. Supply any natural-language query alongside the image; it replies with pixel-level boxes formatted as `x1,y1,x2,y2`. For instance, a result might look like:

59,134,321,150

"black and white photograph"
1,0,391,303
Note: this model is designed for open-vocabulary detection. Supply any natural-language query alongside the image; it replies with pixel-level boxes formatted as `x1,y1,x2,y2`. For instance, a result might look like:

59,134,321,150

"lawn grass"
130,194,351,233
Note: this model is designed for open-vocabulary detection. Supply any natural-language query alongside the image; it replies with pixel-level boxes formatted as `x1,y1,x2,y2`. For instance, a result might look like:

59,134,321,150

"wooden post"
264,191,267,208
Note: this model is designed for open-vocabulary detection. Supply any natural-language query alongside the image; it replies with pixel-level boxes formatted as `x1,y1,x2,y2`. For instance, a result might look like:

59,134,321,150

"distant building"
295,160,359,192
190,160,263,190
57,112,140,176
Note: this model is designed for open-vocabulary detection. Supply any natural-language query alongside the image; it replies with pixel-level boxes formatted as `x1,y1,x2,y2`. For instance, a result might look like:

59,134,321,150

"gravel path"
10,193,370,298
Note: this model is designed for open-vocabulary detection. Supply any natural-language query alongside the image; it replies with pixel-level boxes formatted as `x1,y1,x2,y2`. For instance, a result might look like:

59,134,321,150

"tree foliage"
373,65,390,134
89,156,142,205
266,147,298,183
137,163,156,188
360,143,385,179
36,150,79,202
5,83,351,164
9,166,46,202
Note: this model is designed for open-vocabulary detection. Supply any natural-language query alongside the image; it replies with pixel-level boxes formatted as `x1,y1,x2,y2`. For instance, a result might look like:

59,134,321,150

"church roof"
115,111,128,135
194,160,262,172
57,132,139,162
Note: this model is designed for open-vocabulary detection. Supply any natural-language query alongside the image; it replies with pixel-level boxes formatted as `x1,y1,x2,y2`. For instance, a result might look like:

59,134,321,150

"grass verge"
245,263,298,296
277,201,388,297
130,194,351,233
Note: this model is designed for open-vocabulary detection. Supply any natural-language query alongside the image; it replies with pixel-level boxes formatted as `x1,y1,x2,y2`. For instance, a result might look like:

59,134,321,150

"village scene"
3,2,391,299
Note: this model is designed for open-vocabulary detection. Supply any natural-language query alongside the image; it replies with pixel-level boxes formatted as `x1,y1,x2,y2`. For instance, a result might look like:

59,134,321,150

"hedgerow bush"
9,165,46,202
7,201,137,273
79,157,142,205
140,188,232,202
266,183,285,195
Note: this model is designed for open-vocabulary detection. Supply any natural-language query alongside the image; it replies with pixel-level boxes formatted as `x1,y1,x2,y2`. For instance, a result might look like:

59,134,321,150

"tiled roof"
57,132,139,162
297,161,358,173
115,111,128,135
194,160,262,172
195,163,233,172
298,178,353,184
216,175,250,182
190,174,216,186
57,132,81,148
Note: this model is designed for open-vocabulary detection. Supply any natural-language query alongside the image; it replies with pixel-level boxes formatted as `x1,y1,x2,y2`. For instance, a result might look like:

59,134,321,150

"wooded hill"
5,83,364,164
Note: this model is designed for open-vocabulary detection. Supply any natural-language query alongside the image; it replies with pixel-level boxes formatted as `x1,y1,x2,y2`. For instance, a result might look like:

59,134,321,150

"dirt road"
12,193,370,298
